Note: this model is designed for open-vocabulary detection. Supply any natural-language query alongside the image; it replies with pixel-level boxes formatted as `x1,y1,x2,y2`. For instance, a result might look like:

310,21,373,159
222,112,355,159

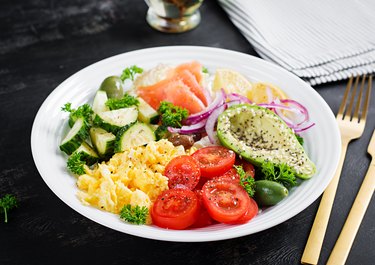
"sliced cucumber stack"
93,106,138,133
115,122,156,152
90,127,116,158
137,97,159,124
60,118,89,155
92,90,110,114
74,142,99,165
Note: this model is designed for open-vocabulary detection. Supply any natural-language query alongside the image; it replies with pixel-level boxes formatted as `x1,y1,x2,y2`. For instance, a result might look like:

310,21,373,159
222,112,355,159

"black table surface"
1,1,374,264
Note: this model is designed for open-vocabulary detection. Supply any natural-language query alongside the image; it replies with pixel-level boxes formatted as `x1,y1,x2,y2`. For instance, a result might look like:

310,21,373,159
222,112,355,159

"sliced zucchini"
115,122,156,152
74,142,99,165
60,118,89,155
137,97,159,124
90,127,116,158
93,90,110,114
93,106,138,133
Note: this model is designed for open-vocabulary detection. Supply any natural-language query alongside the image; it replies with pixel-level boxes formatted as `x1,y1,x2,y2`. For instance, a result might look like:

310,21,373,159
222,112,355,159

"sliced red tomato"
227,197,258,224
215,168,240,183
192,146,236,178
151,189,200,230
164,155,201,190
202,179,250,223
190,190,215,228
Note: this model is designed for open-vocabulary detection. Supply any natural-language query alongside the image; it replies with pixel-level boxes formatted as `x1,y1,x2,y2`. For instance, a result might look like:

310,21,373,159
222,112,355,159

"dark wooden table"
1,1,374,264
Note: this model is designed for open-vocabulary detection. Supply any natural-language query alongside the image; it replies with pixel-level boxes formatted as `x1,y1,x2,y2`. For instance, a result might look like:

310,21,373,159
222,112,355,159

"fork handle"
301,139,349,265
326,161,375,265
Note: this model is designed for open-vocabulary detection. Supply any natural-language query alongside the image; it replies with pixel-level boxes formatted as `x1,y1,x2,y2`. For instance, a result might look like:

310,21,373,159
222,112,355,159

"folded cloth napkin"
218,0,375,85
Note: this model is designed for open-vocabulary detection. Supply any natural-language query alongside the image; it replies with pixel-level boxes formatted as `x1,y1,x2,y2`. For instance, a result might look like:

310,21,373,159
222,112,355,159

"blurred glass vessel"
145,0,204,33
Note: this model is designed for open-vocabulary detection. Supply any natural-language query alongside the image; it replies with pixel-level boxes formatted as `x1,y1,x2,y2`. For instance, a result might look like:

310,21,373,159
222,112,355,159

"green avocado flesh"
217,104,316,179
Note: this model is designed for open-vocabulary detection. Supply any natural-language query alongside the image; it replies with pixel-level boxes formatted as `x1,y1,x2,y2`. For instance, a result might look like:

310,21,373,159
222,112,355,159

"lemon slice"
212,69,253,96
247,82,287,103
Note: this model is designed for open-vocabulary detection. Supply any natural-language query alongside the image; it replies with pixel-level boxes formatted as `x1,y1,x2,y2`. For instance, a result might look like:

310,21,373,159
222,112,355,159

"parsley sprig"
61,103,93,127
260,162,297,189
105,94,139,110
154,101,189,140
67,152,86,175
234,165,256,197
0,194,18,223
120,65,144,81
120,204,148,225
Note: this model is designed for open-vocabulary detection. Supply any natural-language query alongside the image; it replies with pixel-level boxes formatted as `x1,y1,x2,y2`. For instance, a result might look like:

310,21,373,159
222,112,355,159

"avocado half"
217,104,316,179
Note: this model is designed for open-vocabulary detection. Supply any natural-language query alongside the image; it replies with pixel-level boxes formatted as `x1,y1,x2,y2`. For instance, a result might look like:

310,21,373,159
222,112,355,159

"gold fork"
327,129,375,265
301,75,372,265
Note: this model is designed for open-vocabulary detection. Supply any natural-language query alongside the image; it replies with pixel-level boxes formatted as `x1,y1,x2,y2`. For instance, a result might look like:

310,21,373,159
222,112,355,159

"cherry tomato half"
192,146,236,178
164,155,201,190
215,168,240,183
190,190,215,228
227,197,258,224
151,189,200,230
202,179,250,223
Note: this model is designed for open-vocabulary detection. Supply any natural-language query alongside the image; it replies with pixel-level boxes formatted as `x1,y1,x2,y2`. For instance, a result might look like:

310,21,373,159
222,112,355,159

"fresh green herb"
105,94,139,110
202,66,209,74
0,194,18,223
67,152,86,175
120,65,144,81
120,204,148,225
62,103,93,126
154,102,189,140
260,162,297,189
158,101,189,128
295,134,304,145
234,165,256,197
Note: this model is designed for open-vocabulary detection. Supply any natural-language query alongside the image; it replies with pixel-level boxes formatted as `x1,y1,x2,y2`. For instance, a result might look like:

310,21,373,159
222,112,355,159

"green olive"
254,180,288,206
99,76,124,99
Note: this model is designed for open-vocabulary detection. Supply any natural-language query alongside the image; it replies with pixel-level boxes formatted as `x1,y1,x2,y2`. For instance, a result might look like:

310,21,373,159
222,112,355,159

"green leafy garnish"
234,165,256,197
158,101,188,127
0,194,18,223
67,152,86,175
260,162,297,189
202,66,209,74
154,101,189,139
120,204,148,225
295,134,304,145
120,65,144,81
62,103,93,126
105,94,139,110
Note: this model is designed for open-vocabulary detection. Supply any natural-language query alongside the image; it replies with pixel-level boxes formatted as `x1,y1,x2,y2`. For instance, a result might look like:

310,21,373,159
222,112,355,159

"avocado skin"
216,104,316,179
254,180,288,206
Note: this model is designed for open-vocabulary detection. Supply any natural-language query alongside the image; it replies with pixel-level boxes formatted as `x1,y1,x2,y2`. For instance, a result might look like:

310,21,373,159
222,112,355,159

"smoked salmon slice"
136,61,208,114
137,78,205,114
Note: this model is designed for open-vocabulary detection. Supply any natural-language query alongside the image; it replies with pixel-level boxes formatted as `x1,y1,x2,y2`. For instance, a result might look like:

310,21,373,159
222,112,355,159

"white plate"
31,46,341,242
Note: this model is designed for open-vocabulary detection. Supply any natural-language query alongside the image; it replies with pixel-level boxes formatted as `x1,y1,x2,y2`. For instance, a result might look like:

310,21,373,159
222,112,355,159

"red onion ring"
205,103,227,144
168,119,207,134
184,90,226,125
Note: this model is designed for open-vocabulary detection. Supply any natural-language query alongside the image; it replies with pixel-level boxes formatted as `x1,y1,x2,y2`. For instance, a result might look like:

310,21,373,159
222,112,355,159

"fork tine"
361,75,372,123
353,75,366,121
345,75,360,120
337,76,354,120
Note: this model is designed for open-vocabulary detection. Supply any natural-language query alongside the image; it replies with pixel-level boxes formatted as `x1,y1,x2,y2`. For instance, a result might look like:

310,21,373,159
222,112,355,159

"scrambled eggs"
76,139,193,219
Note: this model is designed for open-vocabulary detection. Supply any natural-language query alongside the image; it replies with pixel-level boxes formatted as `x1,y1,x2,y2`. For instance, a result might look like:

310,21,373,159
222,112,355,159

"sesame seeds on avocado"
216,104,316,179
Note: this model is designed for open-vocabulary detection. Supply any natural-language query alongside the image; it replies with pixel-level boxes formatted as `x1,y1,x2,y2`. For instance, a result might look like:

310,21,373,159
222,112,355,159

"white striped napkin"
218,0,375,85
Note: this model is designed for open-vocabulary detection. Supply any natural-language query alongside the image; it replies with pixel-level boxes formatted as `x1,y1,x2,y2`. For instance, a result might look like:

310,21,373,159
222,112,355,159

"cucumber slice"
115,122,156,152
60,118,89,155
75,142,99,165
90,127,116,158
137,97,159,124
93,106,138,133
93,90,109,114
